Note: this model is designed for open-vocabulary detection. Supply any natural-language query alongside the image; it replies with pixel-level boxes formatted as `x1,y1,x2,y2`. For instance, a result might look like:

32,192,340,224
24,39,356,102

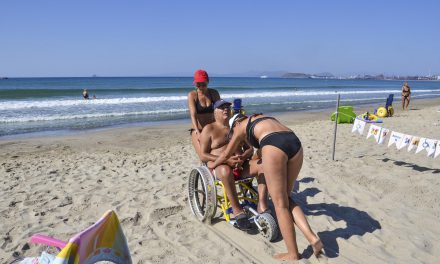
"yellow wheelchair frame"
188,166,279,241
216,177,258,222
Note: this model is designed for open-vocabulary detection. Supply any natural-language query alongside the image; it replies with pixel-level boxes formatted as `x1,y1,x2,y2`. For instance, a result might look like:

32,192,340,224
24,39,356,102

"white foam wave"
0,109,188,123
0,96,188,110
0,89,438,110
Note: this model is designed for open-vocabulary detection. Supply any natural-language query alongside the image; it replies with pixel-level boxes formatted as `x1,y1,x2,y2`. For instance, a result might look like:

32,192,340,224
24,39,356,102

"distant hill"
314,72,334,78
281,72,311,78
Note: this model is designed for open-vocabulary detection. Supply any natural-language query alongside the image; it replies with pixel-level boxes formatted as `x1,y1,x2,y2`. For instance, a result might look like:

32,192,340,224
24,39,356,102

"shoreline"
2,96,440,142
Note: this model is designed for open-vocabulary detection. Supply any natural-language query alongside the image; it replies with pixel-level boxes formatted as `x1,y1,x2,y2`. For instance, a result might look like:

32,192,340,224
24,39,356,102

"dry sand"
1,99,440,263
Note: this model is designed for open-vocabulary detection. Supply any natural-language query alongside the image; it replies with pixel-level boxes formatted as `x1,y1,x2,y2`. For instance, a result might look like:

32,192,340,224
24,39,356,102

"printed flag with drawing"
426,139,437,157
408,136,420,152
352,118,366,135
378,128,390,144
398,134,412,150
388,131,404,149
366,124,382,143
415,138,436,155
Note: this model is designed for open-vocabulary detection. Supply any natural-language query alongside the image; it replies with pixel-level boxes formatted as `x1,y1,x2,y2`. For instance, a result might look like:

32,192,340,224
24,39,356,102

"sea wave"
0,109,188,123
0,89,437,110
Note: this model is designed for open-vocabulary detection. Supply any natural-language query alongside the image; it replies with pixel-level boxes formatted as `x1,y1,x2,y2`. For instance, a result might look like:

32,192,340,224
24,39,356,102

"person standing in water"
401,81,411,110
83,89,89,100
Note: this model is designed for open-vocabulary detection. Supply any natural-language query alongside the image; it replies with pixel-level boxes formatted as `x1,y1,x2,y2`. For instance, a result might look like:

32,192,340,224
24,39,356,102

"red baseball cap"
193,69,209,84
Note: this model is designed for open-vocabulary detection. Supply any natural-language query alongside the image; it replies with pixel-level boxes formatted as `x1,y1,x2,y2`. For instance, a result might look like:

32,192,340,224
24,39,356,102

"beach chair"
232,98,246,115
21,210,132,264
376,94,394,117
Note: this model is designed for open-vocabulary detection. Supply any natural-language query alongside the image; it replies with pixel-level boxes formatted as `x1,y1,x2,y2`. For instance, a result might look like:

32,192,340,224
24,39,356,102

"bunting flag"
388,131,404,149
353,123,439,159
416,138,431,154
426,139,437,157
435,144,440,158
352,118,366,135
408,137,420,152
378,128,390,144
398,134,412,150
366,124,382,143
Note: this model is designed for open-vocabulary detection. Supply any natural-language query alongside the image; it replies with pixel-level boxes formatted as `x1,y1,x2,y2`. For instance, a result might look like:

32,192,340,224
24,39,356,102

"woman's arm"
187,91,200,133
209,126,245,169
241,142,254,160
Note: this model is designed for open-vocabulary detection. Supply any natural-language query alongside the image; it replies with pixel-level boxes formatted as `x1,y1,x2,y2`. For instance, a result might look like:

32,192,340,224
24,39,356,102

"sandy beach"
1,98,440,264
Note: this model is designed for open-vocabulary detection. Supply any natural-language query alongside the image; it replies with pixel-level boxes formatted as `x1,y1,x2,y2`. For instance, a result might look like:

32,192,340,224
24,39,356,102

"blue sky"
1,1,439,77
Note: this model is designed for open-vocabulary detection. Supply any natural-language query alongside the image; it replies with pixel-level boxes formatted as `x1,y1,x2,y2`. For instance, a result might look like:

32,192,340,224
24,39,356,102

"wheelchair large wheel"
258,212,279,242
188,166,217,223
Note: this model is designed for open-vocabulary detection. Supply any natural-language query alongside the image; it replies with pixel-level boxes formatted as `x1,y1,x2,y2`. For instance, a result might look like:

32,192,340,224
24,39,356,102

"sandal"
235,213,252,231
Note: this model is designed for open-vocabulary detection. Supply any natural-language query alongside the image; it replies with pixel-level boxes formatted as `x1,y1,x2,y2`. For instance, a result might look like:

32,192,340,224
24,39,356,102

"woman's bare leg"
191,131,203,160
256,173,269,213
405,97,410,110
401,96,405,110
245,159,269,213
286,148,323,256
262,146,300,261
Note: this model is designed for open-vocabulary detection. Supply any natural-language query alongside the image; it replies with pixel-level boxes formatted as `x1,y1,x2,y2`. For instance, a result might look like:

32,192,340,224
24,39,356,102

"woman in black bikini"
187,69,220,158
210,113,323,261
401,81,411,110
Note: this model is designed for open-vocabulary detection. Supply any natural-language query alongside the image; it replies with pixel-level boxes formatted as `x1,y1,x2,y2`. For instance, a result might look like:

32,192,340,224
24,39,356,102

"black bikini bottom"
259,131,302,159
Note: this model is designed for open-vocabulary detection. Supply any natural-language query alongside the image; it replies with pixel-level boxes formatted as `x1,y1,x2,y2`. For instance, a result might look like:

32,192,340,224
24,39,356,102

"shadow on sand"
381,158,440,173
294,177,382,258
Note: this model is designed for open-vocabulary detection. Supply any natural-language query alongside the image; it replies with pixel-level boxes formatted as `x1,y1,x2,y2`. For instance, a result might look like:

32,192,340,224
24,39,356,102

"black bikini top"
196,89,214,114
246,114,276,149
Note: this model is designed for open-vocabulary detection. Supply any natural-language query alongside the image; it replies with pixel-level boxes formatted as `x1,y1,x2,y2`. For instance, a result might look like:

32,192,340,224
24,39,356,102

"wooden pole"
332,94,340,161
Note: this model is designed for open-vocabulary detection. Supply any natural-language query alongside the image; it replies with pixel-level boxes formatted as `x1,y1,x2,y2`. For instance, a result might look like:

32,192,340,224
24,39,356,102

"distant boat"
260,75,268,79
1,77,8,80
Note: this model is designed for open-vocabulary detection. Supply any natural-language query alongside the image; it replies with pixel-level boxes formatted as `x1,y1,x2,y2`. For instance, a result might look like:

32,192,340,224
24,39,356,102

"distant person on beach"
187,69,220,159
401,81,411,110
93,94,97,99
199,99,269,230
83,89,89,100
209,113,323,261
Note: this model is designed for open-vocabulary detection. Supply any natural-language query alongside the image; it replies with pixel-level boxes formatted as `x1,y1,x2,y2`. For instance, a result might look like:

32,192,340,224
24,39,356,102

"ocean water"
1,77,439,137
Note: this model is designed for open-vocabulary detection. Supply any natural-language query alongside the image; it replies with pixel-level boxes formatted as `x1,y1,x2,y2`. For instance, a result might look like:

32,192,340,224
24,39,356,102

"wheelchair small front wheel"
188,166,217,223
258,212,279,242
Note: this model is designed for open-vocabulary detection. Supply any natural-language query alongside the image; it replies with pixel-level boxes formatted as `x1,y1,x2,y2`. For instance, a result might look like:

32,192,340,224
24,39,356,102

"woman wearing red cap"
187,69,220,158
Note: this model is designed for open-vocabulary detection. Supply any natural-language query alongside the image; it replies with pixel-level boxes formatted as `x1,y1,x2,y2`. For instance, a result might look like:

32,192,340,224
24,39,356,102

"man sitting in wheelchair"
199,99,269,230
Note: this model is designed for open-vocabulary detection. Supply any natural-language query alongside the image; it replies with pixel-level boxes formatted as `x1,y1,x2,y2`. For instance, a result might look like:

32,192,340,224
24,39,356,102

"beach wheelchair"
187,166,279,242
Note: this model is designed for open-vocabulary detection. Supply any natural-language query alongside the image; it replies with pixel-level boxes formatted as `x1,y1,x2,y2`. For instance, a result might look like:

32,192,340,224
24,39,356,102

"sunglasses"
196,83,207,88
217,105,231,110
